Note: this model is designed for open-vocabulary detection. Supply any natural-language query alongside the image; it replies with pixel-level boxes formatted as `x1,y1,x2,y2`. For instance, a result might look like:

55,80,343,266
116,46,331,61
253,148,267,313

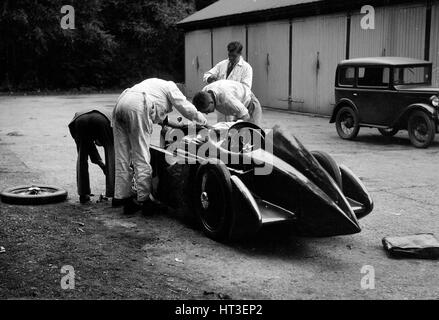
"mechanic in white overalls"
113,78,207,215
203,41,253,88
203,41,253,122
192,79,262,126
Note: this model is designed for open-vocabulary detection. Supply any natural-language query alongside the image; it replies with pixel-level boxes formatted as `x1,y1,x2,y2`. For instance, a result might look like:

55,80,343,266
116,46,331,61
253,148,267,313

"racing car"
150,121,373,241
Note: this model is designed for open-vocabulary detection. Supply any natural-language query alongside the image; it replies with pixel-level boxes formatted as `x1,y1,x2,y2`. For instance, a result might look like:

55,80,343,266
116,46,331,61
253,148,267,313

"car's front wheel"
408,111,435,148
194,159,233,241
335,106,360,140
378,127,399,137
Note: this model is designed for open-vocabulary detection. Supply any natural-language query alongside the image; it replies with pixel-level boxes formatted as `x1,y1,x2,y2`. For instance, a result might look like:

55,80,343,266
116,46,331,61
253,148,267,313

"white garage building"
178,0,439,116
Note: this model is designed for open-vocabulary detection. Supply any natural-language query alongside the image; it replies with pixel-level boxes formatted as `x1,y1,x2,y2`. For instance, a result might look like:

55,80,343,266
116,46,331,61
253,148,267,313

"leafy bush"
0,0,213,91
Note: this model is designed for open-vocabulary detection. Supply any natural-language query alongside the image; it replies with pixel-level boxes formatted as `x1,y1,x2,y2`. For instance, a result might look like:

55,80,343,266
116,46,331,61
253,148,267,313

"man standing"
203,41,253,89
113,78,207,215
69,108,115,204
192,79,262,126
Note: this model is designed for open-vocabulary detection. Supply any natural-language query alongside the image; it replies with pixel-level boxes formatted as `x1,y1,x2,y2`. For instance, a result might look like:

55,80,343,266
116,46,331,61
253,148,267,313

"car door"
354,66,394,125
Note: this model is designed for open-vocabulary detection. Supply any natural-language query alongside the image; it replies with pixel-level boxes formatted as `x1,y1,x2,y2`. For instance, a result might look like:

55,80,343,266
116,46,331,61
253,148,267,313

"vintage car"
149,121,373,241
330,57,439,148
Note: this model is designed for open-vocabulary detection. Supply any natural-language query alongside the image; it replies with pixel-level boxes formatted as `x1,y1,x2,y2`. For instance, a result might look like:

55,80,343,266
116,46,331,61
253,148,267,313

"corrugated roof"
177,0,421,30
179,0,319,24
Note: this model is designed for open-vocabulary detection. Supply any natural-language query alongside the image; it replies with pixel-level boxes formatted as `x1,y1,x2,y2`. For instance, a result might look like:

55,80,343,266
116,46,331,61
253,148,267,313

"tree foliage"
0,0,216,91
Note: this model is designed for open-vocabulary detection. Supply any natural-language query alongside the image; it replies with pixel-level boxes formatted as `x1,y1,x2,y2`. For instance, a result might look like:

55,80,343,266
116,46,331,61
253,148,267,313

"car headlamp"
431,95,439,107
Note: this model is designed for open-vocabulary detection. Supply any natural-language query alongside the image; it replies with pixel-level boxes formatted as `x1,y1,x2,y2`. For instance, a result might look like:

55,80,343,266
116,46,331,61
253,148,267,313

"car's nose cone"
266,126,361,236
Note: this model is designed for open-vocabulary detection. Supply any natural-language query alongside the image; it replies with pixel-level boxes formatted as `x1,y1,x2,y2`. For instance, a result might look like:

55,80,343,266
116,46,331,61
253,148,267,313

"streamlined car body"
150,122,373,241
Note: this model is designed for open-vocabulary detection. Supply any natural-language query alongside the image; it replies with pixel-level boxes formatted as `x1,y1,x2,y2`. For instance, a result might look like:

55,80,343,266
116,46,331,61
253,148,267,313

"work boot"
141,199,157,216
141,199,167,216
123,198,142,215
112,198,126,207
79,195,91,204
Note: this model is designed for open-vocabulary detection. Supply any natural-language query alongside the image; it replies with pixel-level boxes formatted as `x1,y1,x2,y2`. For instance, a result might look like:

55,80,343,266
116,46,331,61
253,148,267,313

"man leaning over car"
112,78,208,215
192,79,262,126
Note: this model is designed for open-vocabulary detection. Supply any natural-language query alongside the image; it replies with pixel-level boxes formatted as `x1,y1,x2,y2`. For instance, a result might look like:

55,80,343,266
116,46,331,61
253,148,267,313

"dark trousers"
73,112,115,197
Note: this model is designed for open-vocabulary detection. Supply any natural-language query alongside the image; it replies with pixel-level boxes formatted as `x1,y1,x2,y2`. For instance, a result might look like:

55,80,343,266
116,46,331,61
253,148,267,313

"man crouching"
69,108,115,204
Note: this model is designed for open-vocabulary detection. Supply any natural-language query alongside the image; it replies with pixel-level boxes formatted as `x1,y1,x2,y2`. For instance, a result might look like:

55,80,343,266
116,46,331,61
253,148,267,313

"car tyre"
378,128,399,137
408,111,435,148
0,185,68,205
311,151,343,190
335,106,360,140
194,159,233,241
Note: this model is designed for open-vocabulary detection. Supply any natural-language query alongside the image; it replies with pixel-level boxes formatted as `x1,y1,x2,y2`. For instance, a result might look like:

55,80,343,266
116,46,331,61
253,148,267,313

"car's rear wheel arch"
331,101,359,123
335,105,360,140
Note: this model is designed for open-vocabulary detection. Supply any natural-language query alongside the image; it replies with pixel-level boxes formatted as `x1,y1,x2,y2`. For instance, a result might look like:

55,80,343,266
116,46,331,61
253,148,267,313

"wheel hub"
27,186,41,195
416,124,427,136
344,117,354,129
200,192,209,209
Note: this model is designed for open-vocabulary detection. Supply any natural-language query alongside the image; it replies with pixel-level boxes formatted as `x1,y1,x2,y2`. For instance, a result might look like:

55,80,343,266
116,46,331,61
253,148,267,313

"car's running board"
256,199,297,225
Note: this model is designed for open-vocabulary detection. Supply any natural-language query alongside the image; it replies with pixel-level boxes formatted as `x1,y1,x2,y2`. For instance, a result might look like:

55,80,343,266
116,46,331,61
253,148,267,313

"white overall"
113,90,153,202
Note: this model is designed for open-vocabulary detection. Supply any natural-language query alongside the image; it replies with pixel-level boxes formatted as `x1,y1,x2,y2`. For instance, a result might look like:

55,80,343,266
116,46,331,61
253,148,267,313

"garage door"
247,21,290,109
291,14,347,115
350,7,388,58
185,29,212,98
212,26,246,67
431,2,439,87
350,4,426,59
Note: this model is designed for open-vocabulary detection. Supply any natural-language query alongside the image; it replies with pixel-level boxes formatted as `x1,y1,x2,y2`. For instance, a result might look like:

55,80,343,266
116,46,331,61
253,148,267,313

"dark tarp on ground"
382,234,439,259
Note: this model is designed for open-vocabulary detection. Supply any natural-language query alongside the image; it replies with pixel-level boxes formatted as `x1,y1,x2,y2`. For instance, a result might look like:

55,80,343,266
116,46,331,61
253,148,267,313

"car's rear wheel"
311,151,342,190
194,159,233,241
378,127,399,137
408,111,435,148
335,106,360,140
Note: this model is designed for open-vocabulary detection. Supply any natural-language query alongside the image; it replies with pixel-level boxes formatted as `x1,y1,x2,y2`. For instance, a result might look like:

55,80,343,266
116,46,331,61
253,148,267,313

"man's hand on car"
207,75,218,83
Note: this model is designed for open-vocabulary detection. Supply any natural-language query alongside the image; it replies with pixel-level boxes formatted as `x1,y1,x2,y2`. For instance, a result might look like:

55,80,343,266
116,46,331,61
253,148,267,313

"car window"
393,66,431,85
339,67,355,86
357,67,390,87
